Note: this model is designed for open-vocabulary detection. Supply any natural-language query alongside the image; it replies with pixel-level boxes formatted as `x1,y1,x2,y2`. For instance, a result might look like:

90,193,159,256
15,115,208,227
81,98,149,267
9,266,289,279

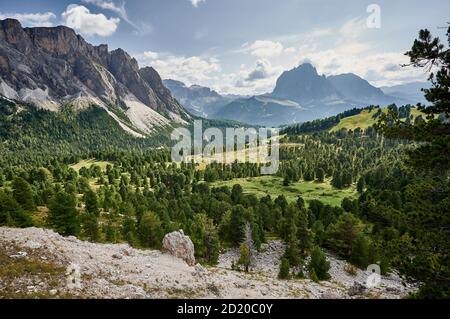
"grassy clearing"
211,176,356,207
330,109,376,132
70,159,112,172
330,108,425,132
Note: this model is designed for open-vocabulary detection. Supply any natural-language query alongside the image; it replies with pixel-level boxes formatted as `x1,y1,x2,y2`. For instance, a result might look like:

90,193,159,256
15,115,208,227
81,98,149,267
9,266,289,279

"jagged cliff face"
0,19,188,136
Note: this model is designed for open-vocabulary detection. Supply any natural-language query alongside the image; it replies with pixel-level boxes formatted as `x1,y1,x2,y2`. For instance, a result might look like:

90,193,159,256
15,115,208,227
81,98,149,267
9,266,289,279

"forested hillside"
0,24,449,300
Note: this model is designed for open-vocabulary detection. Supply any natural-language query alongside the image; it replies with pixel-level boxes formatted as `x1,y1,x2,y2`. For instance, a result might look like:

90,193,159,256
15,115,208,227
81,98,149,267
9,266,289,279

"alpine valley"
0,5,448,303
166,63,427,127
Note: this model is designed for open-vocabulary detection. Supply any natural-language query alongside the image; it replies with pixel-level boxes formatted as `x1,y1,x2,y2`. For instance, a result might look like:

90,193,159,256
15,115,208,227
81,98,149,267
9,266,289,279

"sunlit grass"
211,176,356,207
69,159,112,172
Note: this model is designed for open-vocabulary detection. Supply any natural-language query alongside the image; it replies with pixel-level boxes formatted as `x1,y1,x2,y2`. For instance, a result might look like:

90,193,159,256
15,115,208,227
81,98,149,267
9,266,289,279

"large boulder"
162,230,195,266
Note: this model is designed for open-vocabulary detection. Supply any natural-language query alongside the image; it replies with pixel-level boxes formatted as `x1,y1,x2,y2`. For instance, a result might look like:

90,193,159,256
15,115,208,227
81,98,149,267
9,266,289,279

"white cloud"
288,43,426,87
0,12,56,27
139,16,426,95
240,17,428,89
225,60,283,95
339,17,368,39
61,5,120,37
81,0,152,34
143,51,159,59
82,0,126,17
190,0,206,8
137,52,221,86
284,47,297,54
245,59,281,82
242,40,284,58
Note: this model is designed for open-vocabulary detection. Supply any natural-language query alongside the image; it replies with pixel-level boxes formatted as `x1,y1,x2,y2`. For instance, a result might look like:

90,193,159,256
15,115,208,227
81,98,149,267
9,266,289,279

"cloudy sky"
0,0,448,95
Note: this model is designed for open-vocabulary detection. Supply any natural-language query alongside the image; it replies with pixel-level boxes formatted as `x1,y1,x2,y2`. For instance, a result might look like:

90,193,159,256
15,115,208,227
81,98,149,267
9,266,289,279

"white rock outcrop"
162,230,196,266
0,227,414,299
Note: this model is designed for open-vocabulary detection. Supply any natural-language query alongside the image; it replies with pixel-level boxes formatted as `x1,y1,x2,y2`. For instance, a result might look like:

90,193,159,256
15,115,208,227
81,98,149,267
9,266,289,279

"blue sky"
0,0,448,94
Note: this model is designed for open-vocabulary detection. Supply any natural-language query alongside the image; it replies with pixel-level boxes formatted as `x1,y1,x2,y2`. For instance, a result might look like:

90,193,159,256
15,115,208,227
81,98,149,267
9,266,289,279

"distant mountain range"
380,82,430,105
165,63,429,127
0,18,430,132
162,79,241,118
0,18,189,137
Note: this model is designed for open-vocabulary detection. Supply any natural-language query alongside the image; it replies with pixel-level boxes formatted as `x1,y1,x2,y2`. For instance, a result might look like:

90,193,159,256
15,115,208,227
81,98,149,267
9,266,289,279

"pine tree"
308,246,331,281
350,235,371,268
316,168,325,183
82,212,99,242
190,214,220,265
327,212,363,256
357,177,366,193
284,226,300,267
12,177,35,212
331,172,343,189
283,175,290,186
375,26,450,169
231,184,243,204
47,191,80,236
296,196,305,210
312,220,325,246
84,189,99,216
0,191,33,227
278,258,291,280
238,243,251,272
297,208,312,256
138,212,163,248
122,217,138,246
228,205,246,245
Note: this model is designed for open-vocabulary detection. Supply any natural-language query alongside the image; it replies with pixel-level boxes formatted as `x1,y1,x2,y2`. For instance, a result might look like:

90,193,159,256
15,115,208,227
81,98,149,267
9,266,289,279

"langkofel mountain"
0,19,189,137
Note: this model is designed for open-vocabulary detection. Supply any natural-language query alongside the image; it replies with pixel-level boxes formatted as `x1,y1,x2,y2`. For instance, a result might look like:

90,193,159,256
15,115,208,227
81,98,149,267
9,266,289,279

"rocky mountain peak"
110,48,139,70
0,18,188,136
293,62,319,75
272,62,340,103
0,19,29,51
328,73,386,102
24,25,86,56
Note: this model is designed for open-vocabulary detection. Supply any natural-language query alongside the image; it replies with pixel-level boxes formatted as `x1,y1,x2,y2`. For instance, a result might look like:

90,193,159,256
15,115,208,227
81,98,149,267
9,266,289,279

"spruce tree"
47,191,80,236
12,177,35,212
350,235,371,269
308,246,331,281
278,258,291,280
284,226,300,267
376,26,450,169
138,212,163,248
84,189,99,216
316,168,325,183
297,208,312,256
82,212,99,242
0,191,33,227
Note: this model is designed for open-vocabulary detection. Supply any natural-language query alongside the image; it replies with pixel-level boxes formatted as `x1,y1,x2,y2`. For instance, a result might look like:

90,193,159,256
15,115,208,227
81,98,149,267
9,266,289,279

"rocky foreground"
0,227,413,299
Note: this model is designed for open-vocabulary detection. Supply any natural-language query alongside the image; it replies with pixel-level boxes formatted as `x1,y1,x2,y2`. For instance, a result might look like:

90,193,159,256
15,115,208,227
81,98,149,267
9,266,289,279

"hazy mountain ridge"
0,18,188,136
380,82,430,105
211,63,425,126
163,79,242,118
